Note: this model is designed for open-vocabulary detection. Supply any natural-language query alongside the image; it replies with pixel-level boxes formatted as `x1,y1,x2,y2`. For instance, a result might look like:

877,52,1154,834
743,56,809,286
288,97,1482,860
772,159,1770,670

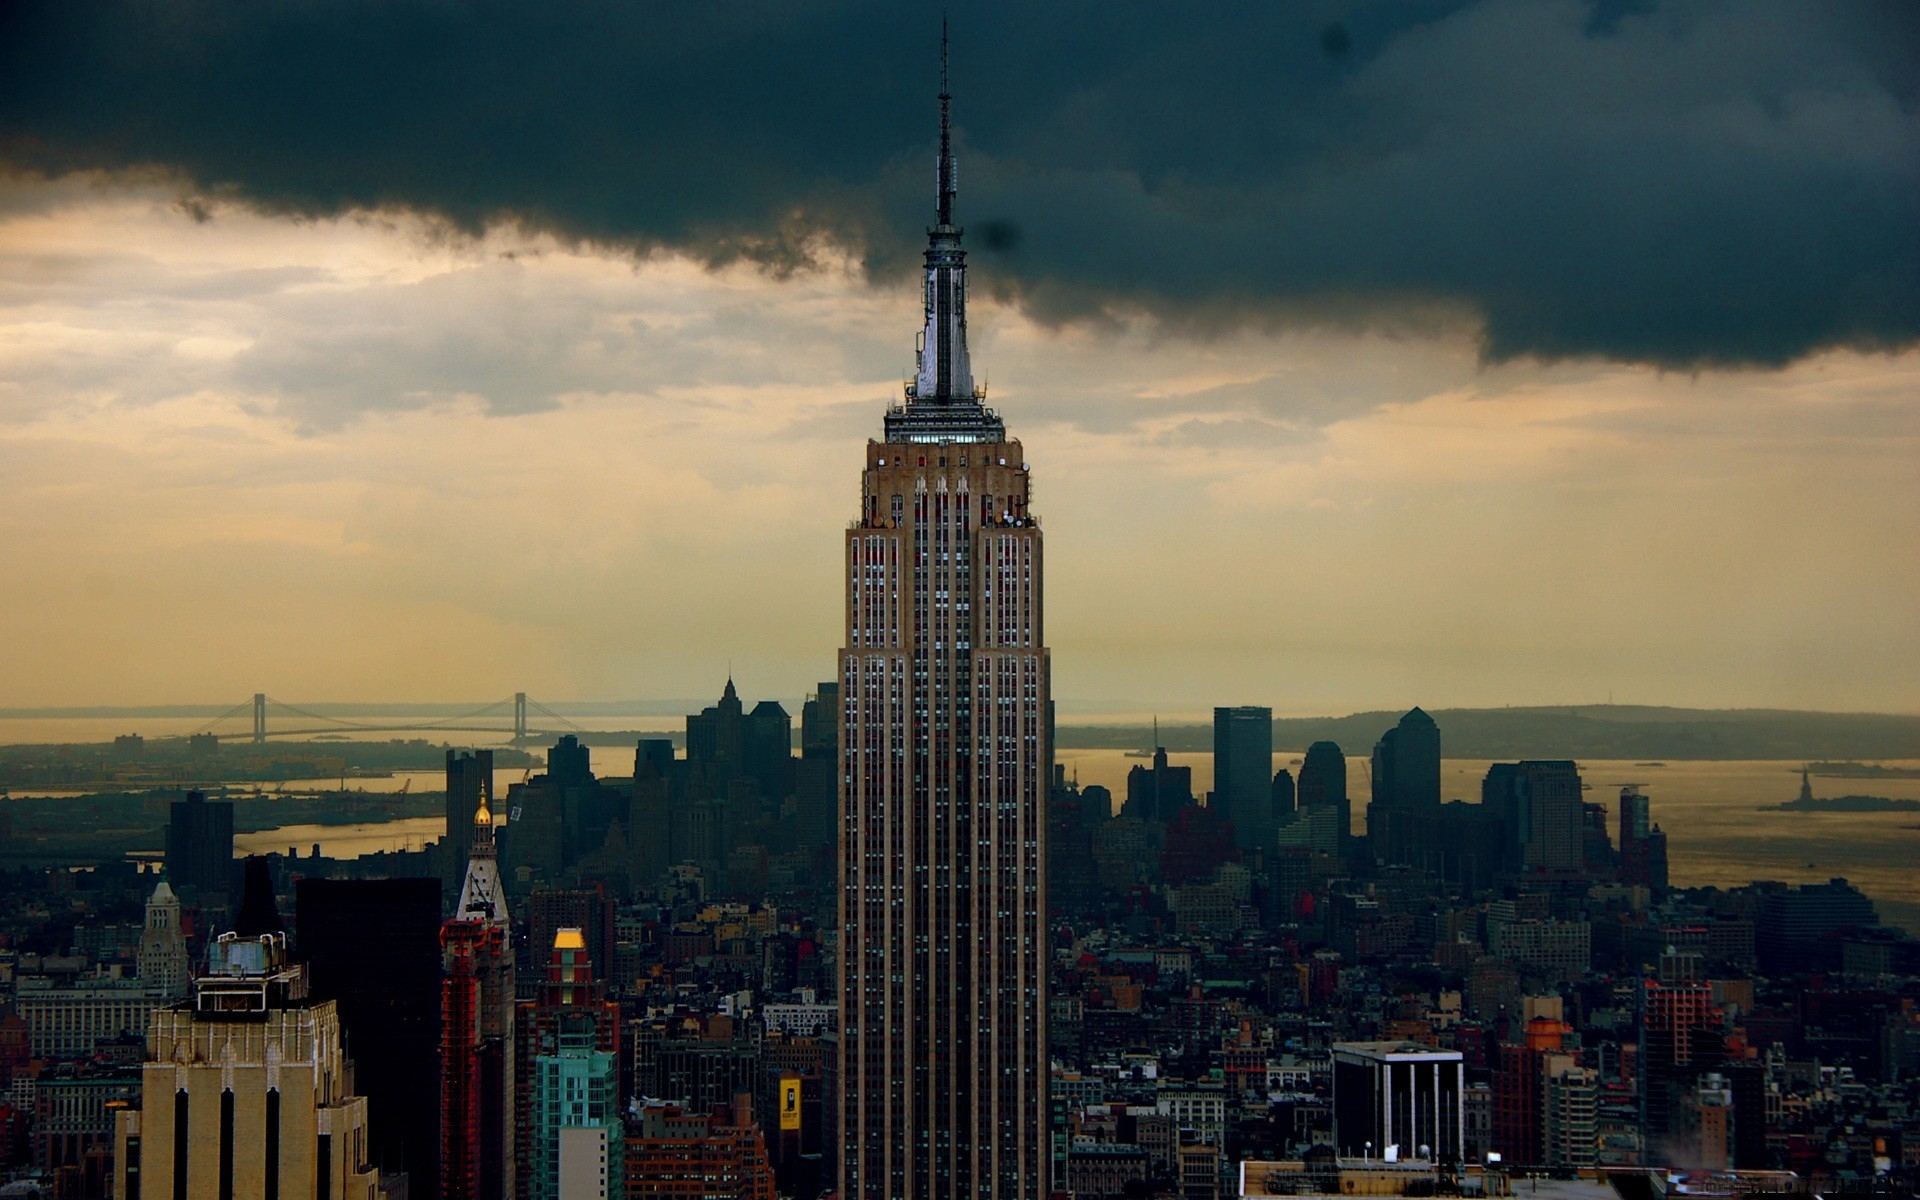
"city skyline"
1,3,1915,715
4,8,1919,1199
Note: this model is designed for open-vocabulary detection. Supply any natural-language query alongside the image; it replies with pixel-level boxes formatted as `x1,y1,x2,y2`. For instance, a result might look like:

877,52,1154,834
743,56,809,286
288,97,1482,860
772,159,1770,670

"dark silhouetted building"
796,684,839,850
298,876,444,1199
1213,706,1274,858
1484,760,1583,874
1368,708,1440,866
1124,746,1194,825
1160,804,1238,887
1271,768,1295,822
745,699,794,804
1617,786,1671,890
688,679,748,789
631,741,675,890
446,748,494,885
1297,741,1350,847
165,789,233,899
1757,877,1879,975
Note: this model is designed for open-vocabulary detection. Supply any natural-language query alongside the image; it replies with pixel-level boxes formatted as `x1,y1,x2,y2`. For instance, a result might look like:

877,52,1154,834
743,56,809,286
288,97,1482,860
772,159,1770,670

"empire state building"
837,39,1049,1200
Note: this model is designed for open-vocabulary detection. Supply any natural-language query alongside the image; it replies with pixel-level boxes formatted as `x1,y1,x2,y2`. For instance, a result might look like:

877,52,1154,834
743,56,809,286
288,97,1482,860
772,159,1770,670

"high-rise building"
1124,745,1195,824
688,679,749,788
1367,708,1440,865
443,787,517,1200
524,930,623,1200
838,35,1048,1199
136,879,190,1001
1484,760,1584,874
1492,1017,1571,1165
112,927,380,1198
1636,975,1724,1156
298,877,444,1200
446,749,494,883
1543,1064,1599,1170
1212,706,1273,857
166,789,234,899
1270,768,1295,822
796,684,840,850
1616,786,1670,891
1296,741,1350,846
631,743,674,890
745,699,794,803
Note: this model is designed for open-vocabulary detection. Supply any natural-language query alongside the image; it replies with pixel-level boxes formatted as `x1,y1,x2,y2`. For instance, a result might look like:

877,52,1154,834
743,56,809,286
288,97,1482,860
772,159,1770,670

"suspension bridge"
192,693,585,745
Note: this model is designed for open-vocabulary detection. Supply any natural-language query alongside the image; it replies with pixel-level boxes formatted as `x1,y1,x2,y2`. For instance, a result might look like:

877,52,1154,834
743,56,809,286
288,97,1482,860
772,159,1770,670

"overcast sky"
1,1,1915,713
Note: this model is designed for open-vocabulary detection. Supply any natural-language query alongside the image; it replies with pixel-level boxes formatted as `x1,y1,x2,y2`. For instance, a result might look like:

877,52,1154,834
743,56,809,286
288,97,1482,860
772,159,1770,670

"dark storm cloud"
2,0,1915,369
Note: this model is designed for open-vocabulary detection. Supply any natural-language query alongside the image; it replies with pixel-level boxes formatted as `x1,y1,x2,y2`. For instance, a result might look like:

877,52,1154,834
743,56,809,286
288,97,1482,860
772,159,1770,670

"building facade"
1331,1041,1466,1164
1213,706,1274,856
137,879,191,1001
837,40,1049,1199
298,876,445,1200
444,789,517,1200
525,930,622,1200
112,930,379,1199
519,927,622,1200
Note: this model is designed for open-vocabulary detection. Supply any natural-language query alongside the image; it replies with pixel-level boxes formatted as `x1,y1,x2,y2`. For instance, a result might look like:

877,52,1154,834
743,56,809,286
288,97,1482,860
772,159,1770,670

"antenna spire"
938,13,955,227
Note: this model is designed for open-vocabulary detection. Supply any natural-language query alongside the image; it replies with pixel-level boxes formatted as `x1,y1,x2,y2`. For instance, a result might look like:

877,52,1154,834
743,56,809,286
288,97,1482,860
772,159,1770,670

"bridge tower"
514,693,528,741
252,693,267,743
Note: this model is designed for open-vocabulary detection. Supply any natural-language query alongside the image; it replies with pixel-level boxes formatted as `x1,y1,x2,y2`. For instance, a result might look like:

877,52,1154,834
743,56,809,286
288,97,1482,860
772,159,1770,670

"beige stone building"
113,931,378,1199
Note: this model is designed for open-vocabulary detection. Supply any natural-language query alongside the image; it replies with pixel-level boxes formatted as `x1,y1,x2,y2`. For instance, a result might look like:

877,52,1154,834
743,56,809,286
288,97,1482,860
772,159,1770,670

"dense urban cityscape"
0,698,1915,1199
3,5,1917,1200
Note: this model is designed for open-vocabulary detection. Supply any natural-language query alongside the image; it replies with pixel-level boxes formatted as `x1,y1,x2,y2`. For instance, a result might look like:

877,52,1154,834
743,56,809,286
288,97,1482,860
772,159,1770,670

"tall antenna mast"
937,12,956,227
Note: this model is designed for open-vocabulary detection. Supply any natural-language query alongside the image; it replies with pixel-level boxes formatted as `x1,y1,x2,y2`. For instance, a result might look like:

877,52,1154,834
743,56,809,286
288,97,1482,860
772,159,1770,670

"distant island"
1769,794,1920,813
1808,761,1920,779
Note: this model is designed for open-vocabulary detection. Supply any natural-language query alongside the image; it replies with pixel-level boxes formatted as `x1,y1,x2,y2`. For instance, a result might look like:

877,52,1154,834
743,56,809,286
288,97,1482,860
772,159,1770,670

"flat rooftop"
1332,1040,1465,1062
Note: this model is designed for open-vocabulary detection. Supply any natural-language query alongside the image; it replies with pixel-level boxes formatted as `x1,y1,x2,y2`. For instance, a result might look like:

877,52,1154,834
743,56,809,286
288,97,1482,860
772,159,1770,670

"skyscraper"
443,788,517,1200
797,683,840,850
1212,706,1273,857
446,749,494,885
1297,741,1350,846
1484,760,1584,874
298,877,444,1200
114,923,380,1197
1618,786,1669,891
135,879,190,1001
1123,745,1194,824
166,788,234,899
838,31,1048,1199
1367,708,1440,865
522,930,622,1200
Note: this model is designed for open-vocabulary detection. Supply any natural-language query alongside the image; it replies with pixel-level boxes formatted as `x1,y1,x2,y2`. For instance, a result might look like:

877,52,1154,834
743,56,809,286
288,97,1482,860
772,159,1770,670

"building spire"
455,779,506,924
938,12,955,227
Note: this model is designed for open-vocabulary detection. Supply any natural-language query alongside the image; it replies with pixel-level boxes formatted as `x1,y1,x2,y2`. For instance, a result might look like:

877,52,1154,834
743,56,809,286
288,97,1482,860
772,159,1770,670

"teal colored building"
529,1010,623,1198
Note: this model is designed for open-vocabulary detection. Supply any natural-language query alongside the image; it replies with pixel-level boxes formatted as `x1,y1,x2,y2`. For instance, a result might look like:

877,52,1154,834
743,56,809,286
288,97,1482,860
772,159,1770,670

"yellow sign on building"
780,1076,802,1131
